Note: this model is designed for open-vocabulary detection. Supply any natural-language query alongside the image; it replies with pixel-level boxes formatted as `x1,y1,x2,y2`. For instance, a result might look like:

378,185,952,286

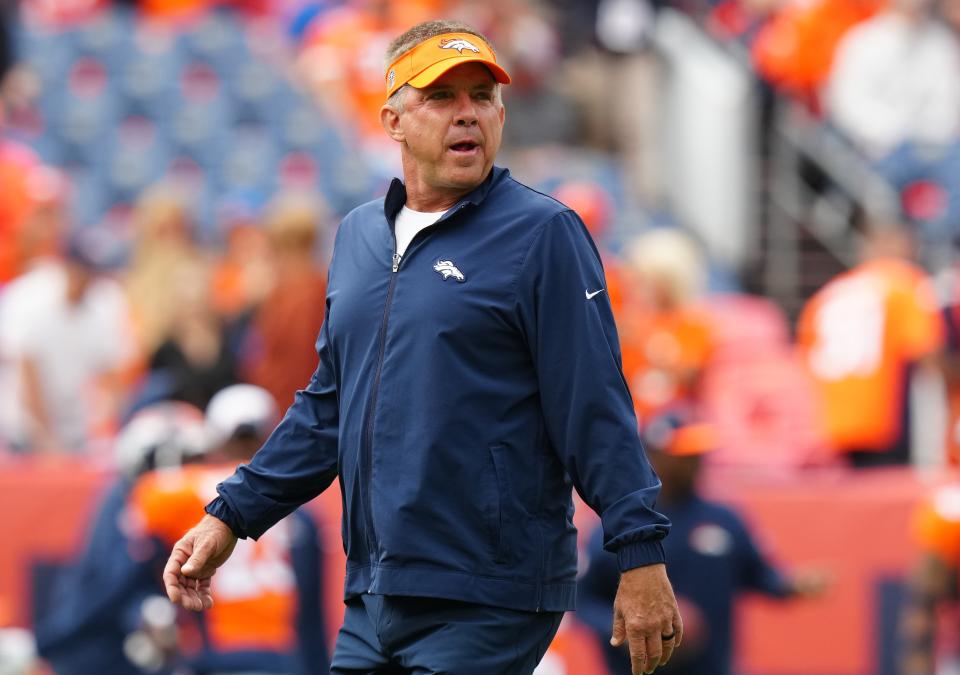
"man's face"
390,62,505,193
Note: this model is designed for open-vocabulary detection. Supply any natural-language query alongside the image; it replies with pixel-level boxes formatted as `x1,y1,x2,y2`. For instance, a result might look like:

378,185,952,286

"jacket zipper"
360,248,401,575
361,204,467,578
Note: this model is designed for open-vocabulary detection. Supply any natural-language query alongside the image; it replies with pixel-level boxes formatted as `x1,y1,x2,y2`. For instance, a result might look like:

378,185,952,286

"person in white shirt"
827,0,960,157
826,0,960,241
0,228,135,454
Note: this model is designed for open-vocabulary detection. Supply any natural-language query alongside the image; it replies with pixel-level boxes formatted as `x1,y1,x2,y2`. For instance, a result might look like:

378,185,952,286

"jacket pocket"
484,444,511,564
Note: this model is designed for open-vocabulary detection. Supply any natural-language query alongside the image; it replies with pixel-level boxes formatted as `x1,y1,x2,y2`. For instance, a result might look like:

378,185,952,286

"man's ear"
381,104,404,142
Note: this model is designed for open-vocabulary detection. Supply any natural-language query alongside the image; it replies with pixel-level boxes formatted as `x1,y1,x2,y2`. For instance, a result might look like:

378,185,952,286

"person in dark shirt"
578,407,828,675
0,3,13,85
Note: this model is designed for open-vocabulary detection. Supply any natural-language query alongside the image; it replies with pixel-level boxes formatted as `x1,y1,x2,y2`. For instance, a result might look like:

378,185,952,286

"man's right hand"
163,514,238,612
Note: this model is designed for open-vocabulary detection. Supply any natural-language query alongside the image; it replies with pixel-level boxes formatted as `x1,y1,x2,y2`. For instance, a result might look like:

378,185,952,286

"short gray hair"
385,20,494,67
384,20,501,112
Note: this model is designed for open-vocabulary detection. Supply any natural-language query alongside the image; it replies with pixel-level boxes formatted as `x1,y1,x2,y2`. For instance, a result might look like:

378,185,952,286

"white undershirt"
395,206,445,257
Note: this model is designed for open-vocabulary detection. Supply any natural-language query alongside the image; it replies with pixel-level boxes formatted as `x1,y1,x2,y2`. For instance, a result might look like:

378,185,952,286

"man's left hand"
610,563,683,674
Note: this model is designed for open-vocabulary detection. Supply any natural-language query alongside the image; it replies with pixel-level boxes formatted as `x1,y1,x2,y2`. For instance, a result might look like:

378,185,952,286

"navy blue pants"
330,594,563,674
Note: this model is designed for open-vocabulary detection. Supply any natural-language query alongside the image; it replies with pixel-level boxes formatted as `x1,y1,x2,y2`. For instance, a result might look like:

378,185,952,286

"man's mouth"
449,141,480,154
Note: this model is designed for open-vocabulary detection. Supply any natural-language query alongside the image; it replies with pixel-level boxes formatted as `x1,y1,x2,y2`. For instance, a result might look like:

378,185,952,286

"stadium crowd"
3,0,960,673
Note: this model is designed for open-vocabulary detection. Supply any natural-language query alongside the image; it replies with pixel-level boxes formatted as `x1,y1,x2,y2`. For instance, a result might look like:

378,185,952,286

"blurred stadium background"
2,0,960,673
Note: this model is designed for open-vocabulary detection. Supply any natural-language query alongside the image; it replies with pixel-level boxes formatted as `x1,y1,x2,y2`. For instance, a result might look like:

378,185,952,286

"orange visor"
385,32,511,99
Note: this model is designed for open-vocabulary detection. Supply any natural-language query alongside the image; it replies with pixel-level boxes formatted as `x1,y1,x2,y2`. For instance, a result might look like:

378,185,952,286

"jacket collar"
383,166,510,225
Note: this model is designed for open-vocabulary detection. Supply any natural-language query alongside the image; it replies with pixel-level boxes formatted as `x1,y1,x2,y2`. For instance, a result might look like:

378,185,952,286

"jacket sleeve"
515,210,670,571
207,309,339,540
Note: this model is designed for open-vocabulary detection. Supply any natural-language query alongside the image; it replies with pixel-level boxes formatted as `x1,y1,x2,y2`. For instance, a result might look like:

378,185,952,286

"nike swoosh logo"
585,289,605,300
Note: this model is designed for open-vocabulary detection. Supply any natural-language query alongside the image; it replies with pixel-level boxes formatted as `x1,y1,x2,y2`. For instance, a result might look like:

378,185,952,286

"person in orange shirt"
0,138,41,285
618,228,714,421
797,225,944,467
241,192,329,409
128,384,329,673
899,484,960,674
751,0,880,106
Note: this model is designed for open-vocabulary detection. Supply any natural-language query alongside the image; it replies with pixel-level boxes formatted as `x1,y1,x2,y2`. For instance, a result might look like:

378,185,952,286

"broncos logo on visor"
438,38,481,54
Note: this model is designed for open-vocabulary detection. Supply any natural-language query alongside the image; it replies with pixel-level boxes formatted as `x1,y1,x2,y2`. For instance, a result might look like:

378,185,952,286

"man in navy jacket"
164,18,682,675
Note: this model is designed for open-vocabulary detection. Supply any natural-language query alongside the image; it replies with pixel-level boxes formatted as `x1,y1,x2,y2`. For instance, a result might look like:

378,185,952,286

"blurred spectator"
707,0,780,44
125,184,208,359
0,139,42,285
21,0,108,27
0,3,13,85
751,0,880,104
9,169,72,272
450,0,582,150
577,406,828,675
944,0,960,30
138,0,273,20
827,0,960,157
147,256,240,411
617,228,714,419
826,0,960,243
0,226,136,454
138,0,215,20
898,483,960,674
35,401,208,675
557,0,661,200
128,384,330,673
242,191,328,409
209,194,273,325
796,225,944,467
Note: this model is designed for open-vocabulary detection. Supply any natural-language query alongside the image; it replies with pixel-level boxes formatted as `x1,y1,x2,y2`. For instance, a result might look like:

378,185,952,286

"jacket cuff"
616,540,666,572
205,496,247,539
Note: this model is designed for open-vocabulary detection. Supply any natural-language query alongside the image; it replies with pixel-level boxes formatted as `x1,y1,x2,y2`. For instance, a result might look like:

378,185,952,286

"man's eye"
474,92,493,101
428,91,451,100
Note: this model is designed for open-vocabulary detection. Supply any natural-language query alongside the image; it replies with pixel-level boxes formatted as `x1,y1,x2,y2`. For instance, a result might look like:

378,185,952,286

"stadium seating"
7,5,377,244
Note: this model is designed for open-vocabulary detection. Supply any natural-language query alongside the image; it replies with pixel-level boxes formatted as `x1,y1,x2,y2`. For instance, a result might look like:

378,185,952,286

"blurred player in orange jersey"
797,225,944,468
899,484,960,674
617,228,714,421
128,384,329,674
36,401,209,675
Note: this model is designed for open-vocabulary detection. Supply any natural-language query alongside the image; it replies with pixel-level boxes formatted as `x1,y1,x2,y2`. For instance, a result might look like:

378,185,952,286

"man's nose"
453,92,479,126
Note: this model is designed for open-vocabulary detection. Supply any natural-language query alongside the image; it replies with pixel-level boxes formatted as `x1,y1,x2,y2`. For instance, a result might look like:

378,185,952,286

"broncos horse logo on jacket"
438,38,481,54
434,260,465,282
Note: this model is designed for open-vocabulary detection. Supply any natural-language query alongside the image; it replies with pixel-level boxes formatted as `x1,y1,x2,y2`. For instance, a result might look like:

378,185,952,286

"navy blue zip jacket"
208,166,670,612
